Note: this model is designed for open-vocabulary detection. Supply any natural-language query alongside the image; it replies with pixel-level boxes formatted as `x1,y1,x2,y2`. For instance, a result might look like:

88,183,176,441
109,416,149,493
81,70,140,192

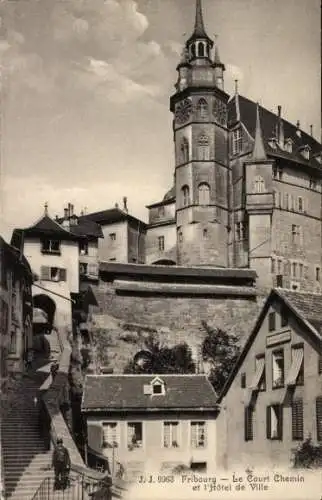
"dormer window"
300,145,310,160
268,137,277,150
284,139,293,153
151,377,165,395
313,152,322,164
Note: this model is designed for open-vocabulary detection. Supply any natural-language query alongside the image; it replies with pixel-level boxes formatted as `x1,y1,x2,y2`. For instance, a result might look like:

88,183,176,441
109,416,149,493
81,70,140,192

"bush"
292,438,322,469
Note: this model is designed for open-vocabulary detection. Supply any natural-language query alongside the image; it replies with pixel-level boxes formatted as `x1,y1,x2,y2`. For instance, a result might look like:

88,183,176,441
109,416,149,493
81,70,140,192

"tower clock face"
175,98,192,124
213,98,227,127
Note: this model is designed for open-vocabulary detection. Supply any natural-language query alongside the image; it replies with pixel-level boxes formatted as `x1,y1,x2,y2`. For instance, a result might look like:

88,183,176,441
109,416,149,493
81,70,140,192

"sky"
0,0,320,242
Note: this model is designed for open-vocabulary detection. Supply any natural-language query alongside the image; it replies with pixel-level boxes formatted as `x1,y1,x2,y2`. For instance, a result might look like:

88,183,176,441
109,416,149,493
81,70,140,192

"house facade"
217,289,322,470
81,374,219,479
57,203,103,283
11,205,82,330
79,202,146,265
145,0,322,291
0,236,33,380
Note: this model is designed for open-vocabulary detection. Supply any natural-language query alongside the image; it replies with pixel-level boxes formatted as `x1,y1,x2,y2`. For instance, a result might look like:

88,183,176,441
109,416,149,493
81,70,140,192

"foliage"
124,333,196,374
201,321,241,395
292,437,322,469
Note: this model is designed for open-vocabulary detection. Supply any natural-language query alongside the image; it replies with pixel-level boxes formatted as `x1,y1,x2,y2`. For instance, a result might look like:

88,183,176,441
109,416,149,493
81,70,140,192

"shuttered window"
40,266,67,282
266,404,283,440
244,407,254,441
291,399,304,440
316,397,322,442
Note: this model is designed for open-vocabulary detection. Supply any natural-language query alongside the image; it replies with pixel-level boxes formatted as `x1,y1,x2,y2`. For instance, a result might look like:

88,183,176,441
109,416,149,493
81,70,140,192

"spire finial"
252,103,267,161
44,202,48,216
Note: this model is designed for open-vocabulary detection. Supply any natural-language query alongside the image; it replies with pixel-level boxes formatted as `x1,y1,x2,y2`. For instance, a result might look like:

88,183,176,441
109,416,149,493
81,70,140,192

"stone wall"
90,281,267,349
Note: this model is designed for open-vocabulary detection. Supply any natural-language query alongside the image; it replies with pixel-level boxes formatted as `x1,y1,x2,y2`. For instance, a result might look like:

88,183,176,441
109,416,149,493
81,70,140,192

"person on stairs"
51,437,71,490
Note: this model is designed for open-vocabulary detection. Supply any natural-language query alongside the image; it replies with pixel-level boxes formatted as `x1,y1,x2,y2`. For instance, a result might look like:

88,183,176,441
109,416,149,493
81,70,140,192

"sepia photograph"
0,0,321,498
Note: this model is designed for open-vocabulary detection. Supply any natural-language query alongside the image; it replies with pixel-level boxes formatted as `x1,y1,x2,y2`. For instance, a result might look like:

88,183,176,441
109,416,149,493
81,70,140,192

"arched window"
197,134,210,160
191,44,196,59
197,98,209,120
198,183,210,205
253,175,265,193
198,42,205,57
180,137,189,164
181,185,190,206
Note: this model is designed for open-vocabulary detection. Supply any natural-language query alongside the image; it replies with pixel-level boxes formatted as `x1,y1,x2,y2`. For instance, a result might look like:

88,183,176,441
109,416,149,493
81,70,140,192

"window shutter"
87,422,103,452
266,406,271,439
318,355,322,375
292,399,303,440
244,407,253,442
316,397,322,442
59,268,67,281
278,405,283,440
41,266,50,281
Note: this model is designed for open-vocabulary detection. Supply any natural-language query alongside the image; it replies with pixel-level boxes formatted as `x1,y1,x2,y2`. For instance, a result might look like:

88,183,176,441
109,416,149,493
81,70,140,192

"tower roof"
187,0,213,45
252,103,267,161
214,44,225,69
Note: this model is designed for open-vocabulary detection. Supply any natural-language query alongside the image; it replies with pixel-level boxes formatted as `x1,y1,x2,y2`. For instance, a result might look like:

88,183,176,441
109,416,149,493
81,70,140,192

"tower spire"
252,103,267,161
193,0,207,38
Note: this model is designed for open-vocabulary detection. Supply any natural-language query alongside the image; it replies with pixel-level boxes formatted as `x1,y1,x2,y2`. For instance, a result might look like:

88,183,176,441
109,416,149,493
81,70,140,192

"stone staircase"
1,375,51,499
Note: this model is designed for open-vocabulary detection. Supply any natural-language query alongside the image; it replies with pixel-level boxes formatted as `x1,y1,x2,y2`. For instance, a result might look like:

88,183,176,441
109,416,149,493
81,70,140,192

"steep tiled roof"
11,215,81,244
82,374,218,411
228,94,321,170
81,208,147,229
276,289,322,336
218,288,322,403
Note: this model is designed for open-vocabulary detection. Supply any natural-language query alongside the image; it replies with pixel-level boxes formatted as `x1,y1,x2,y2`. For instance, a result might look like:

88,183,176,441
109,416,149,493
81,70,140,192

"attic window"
151,377,165,395
300,145,310,160
284,139,293,153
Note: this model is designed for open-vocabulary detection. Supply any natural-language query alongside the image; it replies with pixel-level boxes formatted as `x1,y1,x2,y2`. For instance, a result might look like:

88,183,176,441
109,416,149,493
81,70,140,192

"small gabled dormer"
284,138,293,153
313,152,322,164
299,144,311,161
268,136,277,150
143,376,166,396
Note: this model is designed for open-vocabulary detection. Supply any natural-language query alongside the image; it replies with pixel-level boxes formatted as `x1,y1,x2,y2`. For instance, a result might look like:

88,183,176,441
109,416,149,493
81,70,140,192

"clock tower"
170,0,230,267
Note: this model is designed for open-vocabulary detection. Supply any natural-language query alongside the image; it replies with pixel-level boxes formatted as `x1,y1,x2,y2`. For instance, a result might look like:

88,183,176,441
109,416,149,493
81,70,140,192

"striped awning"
285,348,304,386
249,357,265,390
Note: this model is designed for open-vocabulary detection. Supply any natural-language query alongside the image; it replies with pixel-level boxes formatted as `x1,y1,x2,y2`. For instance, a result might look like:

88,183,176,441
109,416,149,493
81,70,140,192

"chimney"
310,124,313,137
296,120,301,138
64,208,68,219
277,105,284,147
123,196,128,213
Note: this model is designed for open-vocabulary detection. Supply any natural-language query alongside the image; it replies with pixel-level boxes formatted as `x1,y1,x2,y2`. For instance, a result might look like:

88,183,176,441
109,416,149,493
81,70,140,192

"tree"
201,321,240,395
124,333,196,374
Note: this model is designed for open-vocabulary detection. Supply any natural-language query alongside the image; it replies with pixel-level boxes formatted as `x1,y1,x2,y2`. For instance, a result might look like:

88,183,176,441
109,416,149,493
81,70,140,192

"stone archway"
33,294,56,328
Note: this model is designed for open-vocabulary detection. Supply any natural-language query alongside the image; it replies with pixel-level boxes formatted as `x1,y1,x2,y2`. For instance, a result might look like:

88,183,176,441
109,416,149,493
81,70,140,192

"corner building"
146,0,322,292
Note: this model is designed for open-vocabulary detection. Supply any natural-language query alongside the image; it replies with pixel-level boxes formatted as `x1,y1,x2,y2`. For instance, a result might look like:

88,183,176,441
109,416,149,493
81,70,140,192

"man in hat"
51,437,71,490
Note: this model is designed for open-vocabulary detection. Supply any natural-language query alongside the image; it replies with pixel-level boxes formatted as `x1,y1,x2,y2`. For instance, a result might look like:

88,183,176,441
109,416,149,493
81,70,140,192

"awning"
249,357,265,390
285,348,304,386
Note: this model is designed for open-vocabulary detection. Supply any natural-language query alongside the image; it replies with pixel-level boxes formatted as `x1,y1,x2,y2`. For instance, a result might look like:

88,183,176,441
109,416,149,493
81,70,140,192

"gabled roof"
228,95,321,171
218,288,322,403
11,215,82,245
82,374,218,412
81,208,147,229
0,236,33,278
